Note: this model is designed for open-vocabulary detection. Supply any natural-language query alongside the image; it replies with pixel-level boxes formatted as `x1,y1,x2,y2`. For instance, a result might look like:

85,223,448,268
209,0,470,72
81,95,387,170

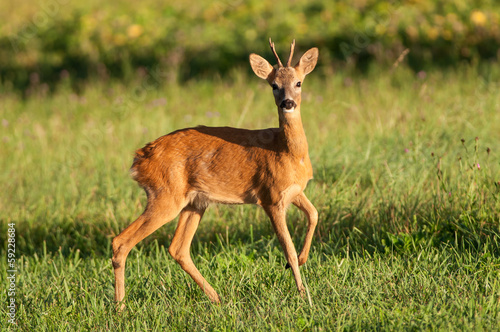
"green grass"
5,242,500,330
1,66,500,330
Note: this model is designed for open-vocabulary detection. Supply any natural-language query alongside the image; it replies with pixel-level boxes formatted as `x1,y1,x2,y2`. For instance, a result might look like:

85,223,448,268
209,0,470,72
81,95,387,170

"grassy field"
1,65,500,330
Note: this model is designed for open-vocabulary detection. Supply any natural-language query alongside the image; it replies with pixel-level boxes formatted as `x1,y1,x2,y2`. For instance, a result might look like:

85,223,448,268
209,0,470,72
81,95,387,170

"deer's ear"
295,48,318,77
249,54,275,80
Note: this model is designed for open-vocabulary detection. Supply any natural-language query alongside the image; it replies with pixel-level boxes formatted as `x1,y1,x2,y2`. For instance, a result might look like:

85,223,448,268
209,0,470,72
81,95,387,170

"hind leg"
112,195,184,308
168,206,220,303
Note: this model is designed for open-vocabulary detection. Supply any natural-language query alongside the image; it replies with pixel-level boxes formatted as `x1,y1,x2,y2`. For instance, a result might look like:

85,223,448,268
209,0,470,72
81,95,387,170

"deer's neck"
278,106,309,157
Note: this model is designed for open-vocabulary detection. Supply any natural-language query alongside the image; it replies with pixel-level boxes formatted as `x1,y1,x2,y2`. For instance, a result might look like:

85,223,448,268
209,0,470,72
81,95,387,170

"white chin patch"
282,107,295,113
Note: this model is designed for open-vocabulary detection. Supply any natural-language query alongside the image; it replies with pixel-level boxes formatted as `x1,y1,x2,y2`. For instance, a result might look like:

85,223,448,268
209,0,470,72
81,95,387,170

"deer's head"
250,39,318,115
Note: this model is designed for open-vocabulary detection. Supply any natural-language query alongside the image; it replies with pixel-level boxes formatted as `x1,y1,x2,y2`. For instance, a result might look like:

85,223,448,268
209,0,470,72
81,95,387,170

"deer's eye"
296,81,302,88
272,83,279,90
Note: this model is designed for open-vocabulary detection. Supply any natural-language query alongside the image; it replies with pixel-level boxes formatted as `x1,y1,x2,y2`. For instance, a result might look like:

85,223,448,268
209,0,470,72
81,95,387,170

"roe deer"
112,39,319,306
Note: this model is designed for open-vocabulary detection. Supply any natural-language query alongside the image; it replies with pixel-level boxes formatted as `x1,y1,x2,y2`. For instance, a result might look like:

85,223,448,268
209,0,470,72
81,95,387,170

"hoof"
116,302,126,313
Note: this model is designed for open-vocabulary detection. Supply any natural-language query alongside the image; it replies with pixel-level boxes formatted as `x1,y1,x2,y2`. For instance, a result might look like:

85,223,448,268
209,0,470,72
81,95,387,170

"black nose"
280,99,297,110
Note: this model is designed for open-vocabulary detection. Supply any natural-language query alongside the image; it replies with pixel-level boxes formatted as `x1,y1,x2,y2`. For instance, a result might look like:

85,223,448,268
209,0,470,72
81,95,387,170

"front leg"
263,205,305,295
286,192,318,268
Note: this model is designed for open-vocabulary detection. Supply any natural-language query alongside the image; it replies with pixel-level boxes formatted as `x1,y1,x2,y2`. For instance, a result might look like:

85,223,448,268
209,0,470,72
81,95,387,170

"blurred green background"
1,0,499,92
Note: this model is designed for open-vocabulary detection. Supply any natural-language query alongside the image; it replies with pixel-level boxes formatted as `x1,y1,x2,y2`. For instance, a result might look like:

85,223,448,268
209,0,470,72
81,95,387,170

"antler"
269,38,283,68
286,39,295,67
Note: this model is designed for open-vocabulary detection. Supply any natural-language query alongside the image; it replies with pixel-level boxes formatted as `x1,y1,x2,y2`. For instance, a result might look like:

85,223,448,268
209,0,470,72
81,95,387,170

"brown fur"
112,40,319,308
130,125,312,207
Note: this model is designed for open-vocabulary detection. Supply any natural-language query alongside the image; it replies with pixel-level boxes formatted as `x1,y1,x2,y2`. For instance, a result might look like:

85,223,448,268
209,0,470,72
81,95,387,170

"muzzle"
280,99,297,110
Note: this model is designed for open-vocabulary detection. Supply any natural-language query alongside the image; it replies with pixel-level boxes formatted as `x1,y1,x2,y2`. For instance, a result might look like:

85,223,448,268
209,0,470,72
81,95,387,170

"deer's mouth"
282,107,295,113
